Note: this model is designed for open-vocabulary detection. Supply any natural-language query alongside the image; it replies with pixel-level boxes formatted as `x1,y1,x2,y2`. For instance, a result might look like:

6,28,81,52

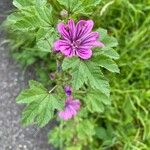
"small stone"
23,145,27,149
19,144,23,148
5,146,13,150
8,146,12,149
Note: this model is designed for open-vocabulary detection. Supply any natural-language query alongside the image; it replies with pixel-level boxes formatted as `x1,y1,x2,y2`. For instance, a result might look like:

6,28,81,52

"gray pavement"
0,1,54,150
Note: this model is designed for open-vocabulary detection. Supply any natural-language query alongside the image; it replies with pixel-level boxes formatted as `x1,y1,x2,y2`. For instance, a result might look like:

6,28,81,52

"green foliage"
94,28,120,73
3,0,57,68
3,0,150,149
16,80,63,127
85,90,111,113
13,0,36,9
95,28,119,59
57,0,102,16
62,57,110,96
49,119,95,148
93,55,120,73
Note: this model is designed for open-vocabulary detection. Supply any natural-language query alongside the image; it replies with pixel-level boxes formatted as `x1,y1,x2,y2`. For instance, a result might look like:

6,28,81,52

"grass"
91,0,150,149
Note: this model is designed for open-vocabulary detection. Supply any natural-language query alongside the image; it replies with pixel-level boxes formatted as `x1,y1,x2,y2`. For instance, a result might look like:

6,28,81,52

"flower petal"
72,100,80,110
81,32,104,48
93,41,104,47
57,23,70,40
68,106,77,116
58,109,73,120
53,40,70,52
81,32,99,43
75,20,94,39
61,47,74,57
59,97,80,120
76,48,92,59
67,19,76,40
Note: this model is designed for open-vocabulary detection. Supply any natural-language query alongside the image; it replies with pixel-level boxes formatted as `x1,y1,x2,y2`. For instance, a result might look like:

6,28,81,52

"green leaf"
36,27,49,40
21,102,39,126
95,47,119,60
57,0,83,13
62,57,87,90
66,146,82,150
13,0,47,9
16,80,47,104
94,55,120,73
13,0,35,9
36,27,58,52
77,120,95,143
4,13,21,26
57,0,102,15
16,84,47,104
62,58,110,96
93,28,119,73
36,0,47,6
14,16,39,31
94,28,119,70
12,2,54,32
49,119,95,147
29,80,47,90
83,61,110,96
36,39,51,52
35,5,53,26
82,0,102,7
16,80,63,127
35,95,54,127
97,28,118,48
71,61,87,90
85,90,111,113
62,57,80,70
95,127,108,140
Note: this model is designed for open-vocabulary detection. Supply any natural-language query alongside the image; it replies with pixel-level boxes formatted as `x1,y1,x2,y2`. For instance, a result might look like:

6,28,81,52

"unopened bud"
64,85,72,97
49,73,55,80
60,9,68,18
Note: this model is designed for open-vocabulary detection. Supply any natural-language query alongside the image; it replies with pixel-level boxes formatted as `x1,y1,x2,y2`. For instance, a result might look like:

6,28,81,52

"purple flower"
64,85,72,96
54,19,104,59
58,97,80,120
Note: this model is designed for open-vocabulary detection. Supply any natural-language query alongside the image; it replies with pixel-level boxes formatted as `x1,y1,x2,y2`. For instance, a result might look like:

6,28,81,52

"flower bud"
49,73,55,80
60,9,68,18
64,85,72,96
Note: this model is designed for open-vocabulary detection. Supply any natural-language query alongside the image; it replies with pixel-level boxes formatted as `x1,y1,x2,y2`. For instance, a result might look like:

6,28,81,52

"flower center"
71,40,81,50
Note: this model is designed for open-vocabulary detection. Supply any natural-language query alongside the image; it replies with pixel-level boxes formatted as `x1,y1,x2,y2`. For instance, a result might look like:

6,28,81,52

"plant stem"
48,85,57,93
59,121,64,149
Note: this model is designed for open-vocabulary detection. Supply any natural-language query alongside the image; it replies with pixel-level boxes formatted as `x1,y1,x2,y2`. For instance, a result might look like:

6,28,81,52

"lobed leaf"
85,90,111,113
57,0,102,15
13,0,35,9
62,57,110,96
76,119,95,144
97,28,118,48
36,27,58,52
94,47,119,60
16,80,63,127
93,55,120,73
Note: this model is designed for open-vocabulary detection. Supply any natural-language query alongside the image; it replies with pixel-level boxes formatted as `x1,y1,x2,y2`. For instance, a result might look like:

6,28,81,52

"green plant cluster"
2,0,150,149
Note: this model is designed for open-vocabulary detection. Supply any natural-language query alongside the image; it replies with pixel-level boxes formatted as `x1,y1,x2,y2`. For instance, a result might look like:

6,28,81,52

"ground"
0,1,54,150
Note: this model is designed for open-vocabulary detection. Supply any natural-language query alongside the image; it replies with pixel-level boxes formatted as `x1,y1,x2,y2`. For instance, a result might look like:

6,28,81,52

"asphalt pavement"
0,1,54,150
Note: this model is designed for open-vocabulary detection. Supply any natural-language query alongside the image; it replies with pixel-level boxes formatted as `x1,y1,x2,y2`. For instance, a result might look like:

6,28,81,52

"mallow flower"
54,19,104,59
64,85,72,97
58,96,80,120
